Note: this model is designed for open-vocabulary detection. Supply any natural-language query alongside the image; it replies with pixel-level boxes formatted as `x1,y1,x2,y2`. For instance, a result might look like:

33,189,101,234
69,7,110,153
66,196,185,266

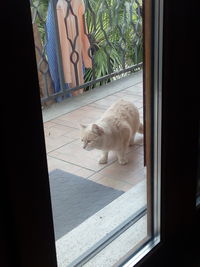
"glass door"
28,0,165,265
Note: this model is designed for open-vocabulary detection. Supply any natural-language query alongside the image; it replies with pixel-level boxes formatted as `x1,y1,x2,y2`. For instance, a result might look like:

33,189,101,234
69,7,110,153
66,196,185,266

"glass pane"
29,0,162,265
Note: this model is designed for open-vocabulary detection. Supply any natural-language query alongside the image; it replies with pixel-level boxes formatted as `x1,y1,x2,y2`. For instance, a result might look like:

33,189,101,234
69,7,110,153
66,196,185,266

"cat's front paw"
118,158,128,165
99,157,108,164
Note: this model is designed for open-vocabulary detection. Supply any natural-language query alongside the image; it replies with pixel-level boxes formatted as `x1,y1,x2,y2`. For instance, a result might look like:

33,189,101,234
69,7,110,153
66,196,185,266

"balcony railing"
30,0,143,105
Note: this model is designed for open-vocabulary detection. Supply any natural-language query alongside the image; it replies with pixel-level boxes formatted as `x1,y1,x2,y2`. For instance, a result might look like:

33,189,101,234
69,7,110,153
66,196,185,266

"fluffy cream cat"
80,99,143,165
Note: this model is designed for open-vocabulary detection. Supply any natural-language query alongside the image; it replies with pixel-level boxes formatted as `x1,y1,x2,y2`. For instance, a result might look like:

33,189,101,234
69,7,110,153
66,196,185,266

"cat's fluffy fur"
80,99,143,165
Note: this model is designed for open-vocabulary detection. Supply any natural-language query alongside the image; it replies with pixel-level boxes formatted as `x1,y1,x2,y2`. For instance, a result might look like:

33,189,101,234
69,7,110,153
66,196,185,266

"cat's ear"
80,123,87,129
92,124,104,135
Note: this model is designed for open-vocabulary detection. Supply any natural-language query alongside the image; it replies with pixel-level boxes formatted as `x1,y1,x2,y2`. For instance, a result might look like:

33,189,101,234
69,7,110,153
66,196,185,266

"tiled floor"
44,76,145,192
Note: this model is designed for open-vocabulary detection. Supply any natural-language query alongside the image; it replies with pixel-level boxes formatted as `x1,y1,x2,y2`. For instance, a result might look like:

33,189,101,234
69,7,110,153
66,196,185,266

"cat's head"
80,123,104,151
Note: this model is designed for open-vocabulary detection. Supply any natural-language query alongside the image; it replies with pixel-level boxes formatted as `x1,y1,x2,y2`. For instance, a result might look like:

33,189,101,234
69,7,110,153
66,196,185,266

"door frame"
137,0,199,265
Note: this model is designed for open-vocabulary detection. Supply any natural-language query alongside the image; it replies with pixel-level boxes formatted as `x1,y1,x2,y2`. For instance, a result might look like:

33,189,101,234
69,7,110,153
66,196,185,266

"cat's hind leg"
117,126,131,165
99,151,109,164
129,134,136,146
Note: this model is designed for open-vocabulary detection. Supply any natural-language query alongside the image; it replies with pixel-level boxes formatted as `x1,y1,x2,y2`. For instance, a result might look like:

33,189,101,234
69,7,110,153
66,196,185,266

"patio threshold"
56,179,147,267
42,71,142,122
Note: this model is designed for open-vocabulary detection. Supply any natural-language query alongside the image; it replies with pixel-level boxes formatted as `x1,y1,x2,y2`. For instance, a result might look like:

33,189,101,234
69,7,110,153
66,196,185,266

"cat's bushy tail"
138,123,143,134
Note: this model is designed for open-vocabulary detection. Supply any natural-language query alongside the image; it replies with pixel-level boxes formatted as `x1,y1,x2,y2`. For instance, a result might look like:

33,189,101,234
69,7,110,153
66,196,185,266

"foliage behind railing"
84,0,142,87
30,0,143,104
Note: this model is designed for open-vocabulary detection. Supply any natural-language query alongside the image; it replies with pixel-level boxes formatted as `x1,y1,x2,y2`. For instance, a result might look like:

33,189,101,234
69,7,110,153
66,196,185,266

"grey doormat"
49,169,124,240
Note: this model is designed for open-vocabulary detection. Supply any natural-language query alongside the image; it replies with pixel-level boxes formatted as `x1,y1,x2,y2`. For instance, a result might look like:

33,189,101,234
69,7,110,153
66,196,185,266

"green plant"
31,0,143,90
31,0,48,44
84,0,143,88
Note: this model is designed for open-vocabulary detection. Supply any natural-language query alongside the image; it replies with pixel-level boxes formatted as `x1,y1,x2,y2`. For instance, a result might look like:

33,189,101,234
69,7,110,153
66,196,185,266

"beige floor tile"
126,86,143,96
77,107,104,124
118,95,142,106
44,124,73,138
124,168,146,185
90,95,120,109
56,108,103,123
72,168,95,178
47,155,78,172
51,118,80,129
90,148,145,185
96,176,133,192
88,103,107,110
88,172,105,182
57,110,102,126
47,156,94,178
43,122,81,153
45,123,81,139
63,127,81,139
136,82,143,88
79,105,104,116
58,109,88,120
45,136,75,153
43,121,57,129
112,91,127,98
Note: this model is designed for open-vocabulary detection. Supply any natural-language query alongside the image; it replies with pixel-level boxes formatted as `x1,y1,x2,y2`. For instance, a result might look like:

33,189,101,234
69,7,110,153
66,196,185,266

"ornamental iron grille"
30,0,143,104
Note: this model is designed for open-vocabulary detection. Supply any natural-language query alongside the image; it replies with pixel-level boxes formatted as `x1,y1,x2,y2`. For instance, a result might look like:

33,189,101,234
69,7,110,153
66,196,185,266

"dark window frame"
137,0,199,266
1,0,199,267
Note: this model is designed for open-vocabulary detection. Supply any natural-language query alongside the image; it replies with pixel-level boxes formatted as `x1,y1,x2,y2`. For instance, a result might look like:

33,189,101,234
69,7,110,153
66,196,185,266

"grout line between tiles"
47,154,97,173
46,138,79,154
45,121,79,130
